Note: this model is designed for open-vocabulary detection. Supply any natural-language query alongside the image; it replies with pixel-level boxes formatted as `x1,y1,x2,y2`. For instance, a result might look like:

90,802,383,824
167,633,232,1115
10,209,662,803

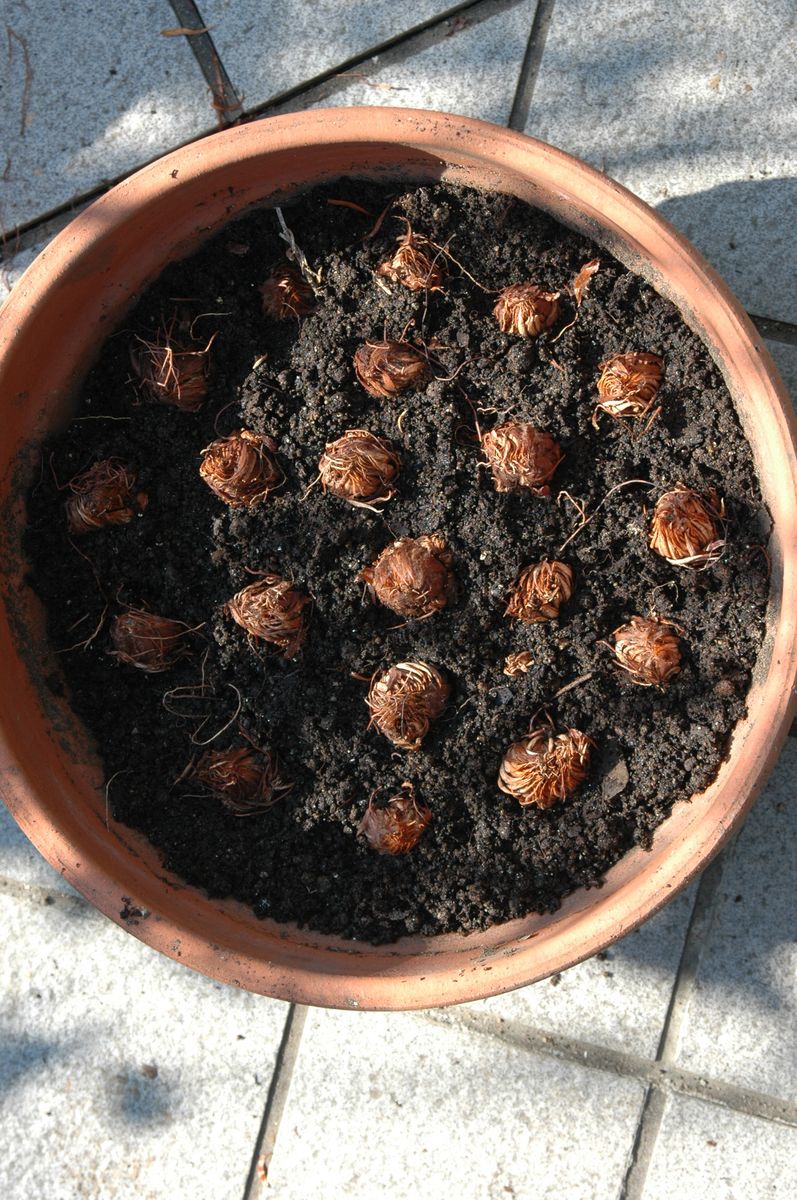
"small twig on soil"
71,415,132,423
552,672,595,701
326,198,370,216
557,478,654,554
275,207,322,288
364,201,394,241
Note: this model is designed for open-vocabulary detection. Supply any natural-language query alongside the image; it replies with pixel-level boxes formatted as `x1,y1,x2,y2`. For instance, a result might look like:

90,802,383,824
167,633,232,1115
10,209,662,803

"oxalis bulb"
193,746,290,816
481,422,563,495
377,226,444,292
130,328,213,413
359,782,432,855
199,429,282,508
359,534,454,619
649,485,725,568
353,339,431,399
594,351,664,422
318,429,401,507
260,264,315,320
226,576,311,658
611,615,683,688
110,609,193,673
493,283,560,337
65,458,141,534
503,651,534,677
498,719,593,809
366,661,450,751
505,560,573,624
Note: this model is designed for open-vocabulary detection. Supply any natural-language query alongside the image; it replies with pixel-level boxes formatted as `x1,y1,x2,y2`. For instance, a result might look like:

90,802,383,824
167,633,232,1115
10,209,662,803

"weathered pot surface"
0,108,794,1010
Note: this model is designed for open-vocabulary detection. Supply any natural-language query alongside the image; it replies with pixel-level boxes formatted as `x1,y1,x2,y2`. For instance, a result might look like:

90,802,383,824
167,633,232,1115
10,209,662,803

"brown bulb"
505,560,574,624
110,609,192,673
318,429,401,506
353,339,431,399
366,661,449,751
649,485,724,567
130,330,211,412
226,576,311,658
65,458,140,534
481,422,563,495
493,283,560,337
193,746,290,815
359,782,432,855
359,534,454,619
260,264,314,319
503,651,534,677
377,226,444,292
595,352,664,420
611,615,683,688
199,430,282,508
498,720,593,809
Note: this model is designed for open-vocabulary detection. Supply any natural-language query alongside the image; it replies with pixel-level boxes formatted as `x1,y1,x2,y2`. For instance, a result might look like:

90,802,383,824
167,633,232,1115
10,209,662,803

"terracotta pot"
1,109,795,1010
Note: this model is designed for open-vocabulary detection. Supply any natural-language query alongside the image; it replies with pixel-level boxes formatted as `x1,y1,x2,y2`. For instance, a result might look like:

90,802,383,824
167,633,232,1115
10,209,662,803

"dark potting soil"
25,181,769,943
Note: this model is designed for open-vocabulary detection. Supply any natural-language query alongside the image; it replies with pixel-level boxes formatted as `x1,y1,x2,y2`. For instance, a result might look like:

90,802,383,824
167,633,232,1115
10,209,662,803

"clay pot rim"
1,107,795,1010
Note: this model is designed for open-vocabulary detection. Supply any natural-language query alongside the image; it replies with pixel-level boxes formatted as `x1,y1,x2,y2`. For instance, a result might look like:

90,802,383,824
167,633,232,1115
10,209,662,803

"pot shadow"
108,1063,176,1128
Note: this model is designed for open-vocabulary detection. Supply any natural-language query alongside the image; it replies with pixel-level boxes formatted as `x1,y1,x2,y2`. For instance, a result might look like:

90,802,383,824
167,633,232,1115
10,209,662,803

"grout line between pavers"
750,313,797,349
507,0,556,131
167,0,243,125
242,1003,309,1200
618,848,731,1200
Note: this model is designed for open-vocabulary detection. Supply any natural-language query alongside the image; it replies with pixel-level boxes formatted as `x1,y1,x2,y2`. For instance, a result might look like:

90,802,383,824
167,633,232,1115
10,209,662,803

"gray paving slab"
435,881,696,1058
0,800,81,897
672,737,797,1103
300,1,534,125
201,0,504,111
1,0,212,233
524,0,797,324
267,1007,645,1200
640,1093,797,1200
0,888,286,1200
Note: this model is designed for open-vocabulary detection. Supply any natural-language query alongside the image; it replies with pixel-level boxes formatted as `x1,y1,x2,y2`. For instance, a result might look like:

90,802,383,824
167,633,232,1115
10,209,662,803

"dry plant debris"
359,534,454,618
505,560,574,624
366,661,450,750
110,609,193,673
260,264,315,320
318,429,401,506
481,422,563,495
594,351,664,421
353,339,431,398
503,650,534,676
377,225,444,292
498,719,593,808
130,326,213,413
611,616,683,687
649,484,725,567
493,282,560,337
199,429,282,507
572,259,600,306
226,576,311,658
358,782,432,854
193,745,290,815
65,458,142,534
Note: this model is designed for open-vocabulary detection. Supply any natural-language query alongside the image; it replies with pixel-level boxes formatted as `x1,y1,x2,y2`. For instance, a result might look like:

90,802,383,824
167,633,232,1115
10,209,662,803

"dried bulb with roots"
498,719,593,809
505,560,573,624
193,746,290,815
65,458,141,534
226,575,311,658
493,283,560,337
376,225,444,292
260,264,315,319
481,422,563,495
110,609,193,673
611,615,683,688
199,429,282,508
366,661,450,751
130,326,212,413
359,534,454,619
318,429,401,506
359,782,432,855
649,485,725,567
595,352,664,421
353,339,431,399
